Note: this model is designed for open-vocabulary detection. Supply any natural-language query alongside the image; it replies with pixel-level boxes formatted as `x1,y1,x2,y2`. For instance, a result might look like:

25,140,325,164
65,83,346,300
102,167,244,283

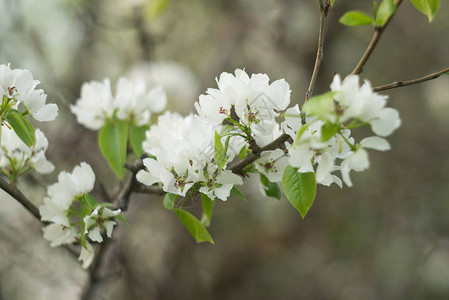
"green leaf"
282,166,317,219
409,0,439,22
260,174,281,200
129,125,149,156
214,131,226,171
98,120,128,179
163,193,178,210
330,0,335,7
5,110,36,147
339,11,374,26
83,194,99,210
230,186,246,201
375,0,396,26
116,214,130,226
321,122,341,141
302,91,336,120
238,145,249,159
99,202,114,208
200,194,214,227
174,209,214,244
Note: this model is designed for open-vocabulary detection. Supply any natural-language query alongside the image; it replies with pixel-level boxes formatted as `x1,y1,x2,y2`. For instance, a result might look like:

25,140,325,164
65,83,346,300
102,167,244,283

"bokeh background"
1,0,449,299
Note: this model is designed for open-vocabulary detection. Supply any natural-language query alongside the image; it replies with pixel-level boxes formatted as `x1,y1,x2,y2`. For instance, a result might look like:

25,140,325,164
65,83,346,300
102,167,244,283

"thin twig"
0,176,41,221
373,67,449,92
305,0,329,102
349,0,403,76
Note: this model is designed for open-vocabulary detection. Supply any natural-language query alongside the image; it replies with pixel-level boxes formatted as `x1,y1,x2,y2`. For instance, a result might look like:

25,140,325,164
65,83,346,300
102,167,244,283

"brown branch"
0,176,41,221
113,155,163,211
305,0,329,102
349,0,403,76
229,133,292,175
373,67,449,92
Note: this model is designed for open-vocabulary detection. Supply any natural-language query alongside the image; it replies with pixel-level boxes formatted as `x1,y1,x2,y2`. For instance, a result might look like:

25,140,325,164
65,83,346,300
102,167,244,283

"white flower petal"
360,136,391,151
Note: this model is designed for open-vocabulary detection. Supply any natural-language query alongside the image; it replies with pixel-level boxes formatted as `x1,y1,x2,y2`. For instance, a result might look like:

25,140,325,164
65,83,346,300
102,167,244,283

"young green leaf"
98,120,128,179
5,110,36,147
174,209,214,244
83,194,99,210
200,194,215,227
260,174,281,200
282,166,317,219
163,193,179,210
115,214,130,226
214,131,226,171
129,125,150,156
375,0,396,26
330,0,336,7
302,91,335,120
230,186,246,201
321,122,341,141
409,0,439,22
339,11,374,26
238,145,249,159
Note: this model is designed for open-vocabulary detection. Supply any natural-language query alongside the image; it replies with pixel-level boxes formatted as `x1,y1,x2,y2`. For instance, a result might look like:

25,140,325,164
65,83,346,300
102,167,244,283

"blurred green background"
1,0,449,299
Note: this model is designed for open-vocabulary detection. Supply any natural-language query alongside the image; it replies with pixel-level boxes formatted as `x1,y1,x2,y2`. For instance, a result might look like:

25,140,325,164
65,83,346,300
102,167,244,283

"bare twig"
0,177,41,221
373,67,449,92
349,0,403,76
305,0,329,102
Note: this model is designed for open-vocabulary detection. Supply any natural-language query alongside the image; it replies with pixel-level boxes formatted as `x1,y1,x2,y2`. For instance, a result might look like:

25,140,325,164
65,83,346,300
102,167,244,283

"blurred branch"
349,0,403,76
133,8,154,61
373,67,449,92
305,0,329,102
0,177,41,221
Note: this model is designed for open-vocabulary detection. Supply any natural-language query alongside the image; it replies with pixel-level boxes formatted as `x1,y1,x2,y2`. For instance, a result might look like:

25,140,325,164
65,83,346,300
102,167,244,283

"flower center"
174,176,186,188
219,107,228,114
7,86,17,98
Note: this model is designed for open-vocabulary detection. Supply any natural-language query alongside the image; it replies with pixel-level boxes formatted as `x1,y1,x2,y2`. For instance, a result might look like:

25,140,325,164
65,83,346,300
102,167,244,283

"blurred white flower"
127,61,200,113
71,79,114,130
0,64,58,121
71,77,167,130
0,127,54,176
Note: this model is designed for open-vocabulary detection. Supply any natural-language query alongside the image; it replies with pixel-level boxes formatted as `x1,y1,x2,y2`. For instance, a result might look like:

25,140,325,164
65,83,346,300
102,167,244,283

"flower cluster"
285,74,401,187
136,112,243,200
137,70,400,204
0,127,54,179
71,77,167,130
0,64,58,122
137,69,291,200
0,64,58,181
39,163,121,268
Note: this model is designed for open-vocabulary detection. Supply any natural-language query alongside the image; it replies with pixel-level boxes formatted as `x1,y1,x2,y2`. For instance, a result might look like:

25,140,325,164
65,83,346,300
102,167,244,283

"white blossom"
0,64,58,121
330,74,401,136
71,77,167,130
79,241,95,269
195,69,291,132
199,169,243,201
255,149,289,183
0,127,54,176
113,77,167,126
71,79,114,130
83,206,121,243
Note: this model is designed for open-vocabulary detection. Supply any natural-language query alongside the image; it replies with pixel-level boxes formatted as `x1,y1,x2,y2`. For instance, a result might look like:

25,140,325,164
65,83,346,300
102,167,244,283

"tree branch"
305,0,329,102
349,0,403,76
373,67,449,92
0,176,41,221
113,156,164,211
229,133,292,175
